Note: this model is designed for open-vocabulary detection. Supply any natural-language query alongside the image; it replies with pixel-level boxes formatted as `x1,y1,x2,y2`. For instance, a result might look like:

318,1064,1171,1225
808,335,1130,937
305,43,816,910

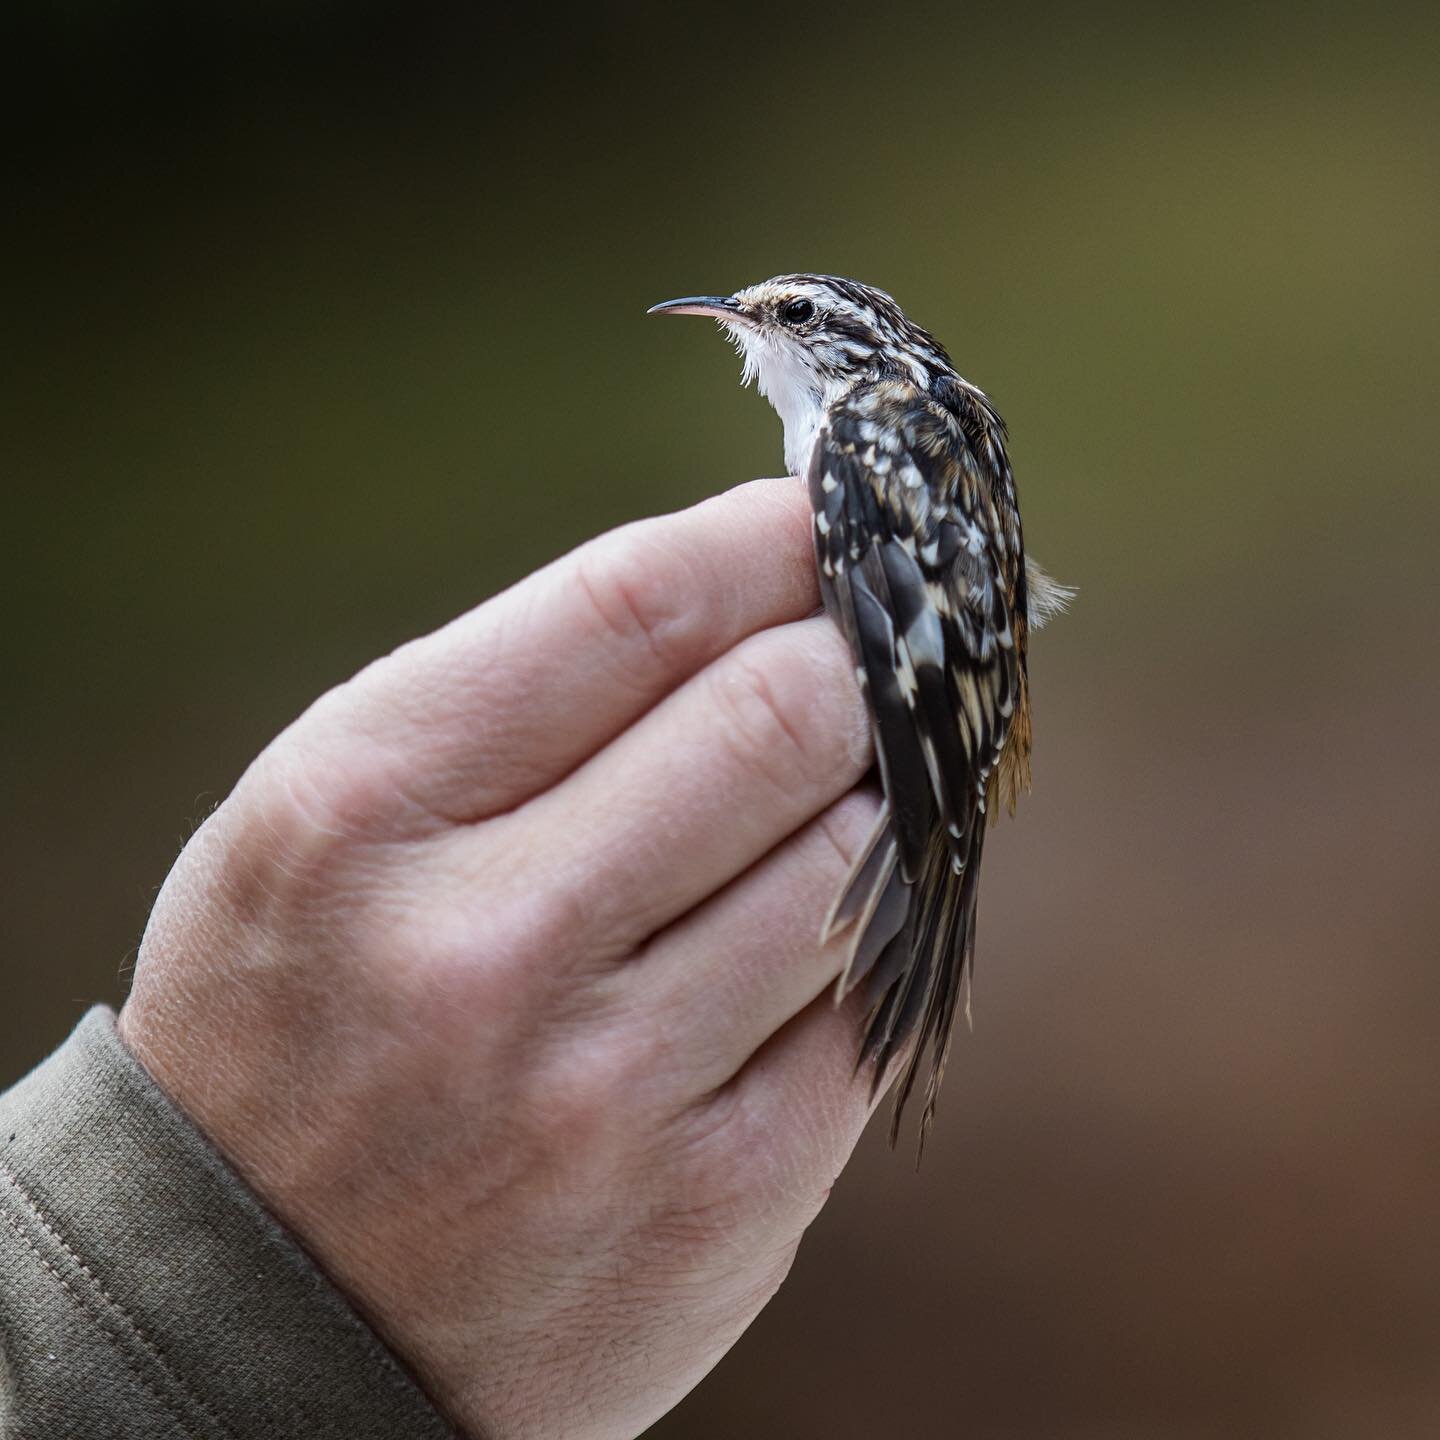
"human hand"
119,478,883,1439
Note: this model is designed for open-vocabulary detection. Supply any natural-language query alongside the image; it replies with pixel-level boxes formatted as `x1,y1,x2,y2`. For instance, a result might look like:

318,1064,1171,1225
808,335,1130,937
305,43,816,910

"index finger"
340,476,821,821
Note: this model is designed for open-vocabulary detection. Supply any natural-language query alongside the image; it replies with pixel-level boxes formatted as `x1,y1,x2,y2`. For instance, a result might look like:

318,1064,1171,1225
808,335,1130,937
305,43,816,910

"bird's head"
649,274,951,408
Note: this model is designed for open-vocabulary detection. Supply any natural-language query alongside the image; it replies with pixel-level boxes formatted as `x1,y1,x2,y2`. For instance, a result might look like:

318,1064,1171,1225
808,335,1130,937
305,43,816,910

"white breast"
759,350,825,476
730,325,828,477
781,402,826,479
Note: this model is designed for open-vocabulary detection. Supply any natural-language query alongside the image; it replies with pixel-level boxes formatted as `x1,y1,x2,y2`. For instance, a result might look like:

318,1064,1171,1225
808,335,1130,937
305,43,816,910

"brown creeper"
650,274,1070,1147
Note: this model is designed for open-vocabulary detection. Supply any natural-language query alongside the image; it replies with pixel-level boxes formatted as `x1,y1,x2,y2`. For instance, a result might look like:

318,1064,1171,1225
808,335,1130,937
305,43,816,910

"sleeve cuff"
0,1006,456,1439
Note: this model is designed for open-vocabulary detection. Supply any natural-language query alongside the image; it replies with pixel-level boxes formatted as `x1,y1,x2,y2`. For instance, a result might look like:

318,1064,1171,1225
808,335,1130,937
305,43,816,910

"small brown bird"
650,275,1070,1149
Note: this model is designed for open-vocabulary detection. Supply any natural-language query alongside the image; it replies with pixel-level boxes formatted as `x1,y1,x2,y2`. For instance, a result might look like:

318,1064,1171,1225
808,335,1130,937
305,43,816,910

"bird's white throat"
725,322,835,478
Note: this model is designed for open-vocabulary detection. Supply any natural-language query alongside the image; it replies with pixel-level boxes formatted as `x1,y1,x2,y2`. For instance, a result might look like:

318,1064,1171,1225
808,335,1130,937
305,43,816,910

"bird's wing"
808,377,1023,1137
811,377,1022,880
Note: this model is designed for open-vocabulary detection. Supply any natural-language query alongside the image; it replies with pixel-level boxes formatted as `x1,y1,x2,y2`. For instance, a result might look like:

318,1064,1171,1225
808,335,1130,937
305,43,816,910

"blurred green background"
5,1,1439,1434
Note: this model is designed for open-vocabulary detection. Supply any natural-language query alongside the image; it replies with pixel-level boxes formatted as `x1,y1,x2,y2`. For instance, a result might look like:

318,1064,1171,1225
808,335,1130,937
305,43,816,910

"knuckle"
403,893,537,1024
267,681,421,834
528,1028,655,1154
219,749,365,911
711,648,812,788
211,708,442,934
709,629,851,793
574,528,694,675
669,1082,749,1168
278,747,402,854
662,1087,831,1235
812,788,884,877
453,832,607,982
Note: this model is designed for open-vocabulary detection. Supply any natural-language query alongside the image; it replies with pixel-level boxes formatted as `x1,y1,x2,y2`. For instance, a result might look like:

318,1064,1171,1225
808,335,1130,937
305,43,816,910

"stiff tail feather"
825,801,985,1160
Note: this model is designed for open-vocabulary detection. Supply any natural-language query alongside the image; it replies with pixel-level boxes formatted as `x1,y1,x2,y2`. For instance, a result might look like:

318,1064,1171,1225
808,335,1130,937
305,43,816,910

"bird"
649,274,1071,1151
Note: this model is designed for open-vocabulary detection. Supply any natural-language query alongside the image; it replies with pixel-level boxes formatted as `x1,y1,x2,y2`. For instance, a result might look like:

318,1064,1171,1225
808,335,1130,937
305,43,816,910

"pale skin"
119,476,892,1439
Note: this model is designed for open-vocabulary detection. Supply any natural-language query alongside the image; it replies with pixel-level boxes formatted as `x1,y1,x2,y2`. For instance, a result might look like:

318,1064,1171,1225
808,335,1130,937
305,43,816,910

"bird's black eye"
780,297,815,325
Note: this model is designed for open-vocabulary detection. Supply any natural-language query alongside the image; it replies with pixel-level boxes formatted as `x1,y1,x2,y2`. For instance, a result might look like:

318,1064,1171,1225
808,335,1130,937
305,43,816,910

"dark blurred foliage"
4,1,1440,1434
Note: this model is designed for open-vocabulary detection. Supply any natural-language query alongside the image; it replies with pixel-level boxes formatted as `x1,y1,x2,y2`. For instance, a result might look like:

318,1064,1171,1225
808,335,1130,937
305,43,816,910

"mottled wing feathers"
808,376,1026,1146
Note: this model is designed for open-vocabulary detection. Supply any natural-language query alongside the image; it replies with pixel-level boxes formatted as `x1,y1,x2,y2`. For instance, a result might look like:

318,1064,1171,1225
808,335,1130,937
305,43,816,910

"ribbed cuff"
0,1006,456,1439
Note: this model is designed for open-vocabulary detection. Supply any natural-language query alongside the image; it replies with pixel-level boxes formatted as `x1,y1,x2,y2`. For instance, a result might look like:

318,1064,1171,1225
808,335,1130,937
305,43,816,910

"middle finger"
477,615,872,961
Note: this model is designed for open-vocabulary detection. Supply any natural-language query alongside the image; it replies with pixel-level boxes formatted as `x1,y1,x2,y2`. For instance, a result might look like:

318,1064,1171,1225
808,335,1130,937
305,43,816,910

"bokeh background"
6,1,1439,1434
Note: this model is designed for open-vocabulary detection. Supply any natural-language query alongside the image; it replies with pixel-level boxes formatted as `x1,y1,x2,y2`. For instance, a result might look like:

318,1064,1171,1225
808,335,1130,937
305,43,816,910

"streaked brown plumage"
650,275,1070,1151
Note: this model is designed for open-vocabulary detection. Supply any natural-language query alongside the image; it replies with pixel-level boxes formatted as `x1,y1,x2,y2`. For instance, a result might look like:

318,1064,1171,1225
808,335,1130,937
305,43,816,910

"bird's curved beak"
647,295,743,321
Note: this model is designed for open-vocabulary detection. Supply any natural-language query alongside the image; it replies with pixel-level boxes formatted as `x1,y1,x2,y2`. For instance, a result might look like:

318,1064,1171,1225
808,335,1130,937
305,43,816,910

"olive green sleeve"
0,1007,457,1439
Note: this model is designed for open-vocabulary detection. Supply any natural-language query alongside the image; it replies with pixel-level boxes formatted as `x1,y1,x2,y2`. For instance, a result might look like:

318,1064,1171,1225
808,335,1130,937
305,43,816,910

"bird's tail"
824,803,985,1158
